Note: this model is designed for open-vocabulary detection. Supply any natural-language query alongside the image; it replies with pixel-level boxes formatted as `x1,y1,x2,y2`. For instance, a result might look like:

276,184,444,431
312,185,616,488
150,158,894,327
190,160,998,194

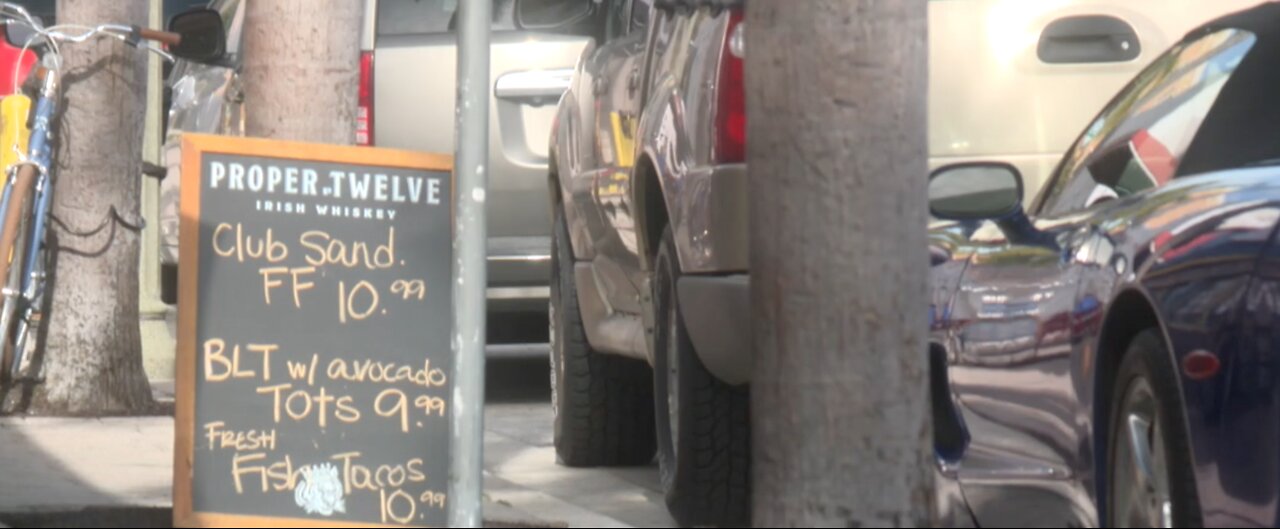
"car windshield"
377,0,594,36
3,0,210,27
518,0,591,29
377,0,516,36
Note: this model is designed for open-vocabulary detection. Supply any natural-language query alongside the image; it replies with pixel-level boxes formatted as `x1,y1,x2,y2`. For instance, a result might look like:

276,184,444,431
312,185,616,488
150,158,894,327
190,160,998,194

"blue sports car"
930,4,1280,527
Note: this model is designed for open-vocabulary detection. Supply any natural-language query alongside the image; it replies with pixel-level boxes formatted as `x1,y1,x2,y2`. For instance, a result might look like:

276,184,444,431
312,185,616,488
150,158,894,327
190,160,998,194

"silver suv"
549,1,749,526
161,0,603,345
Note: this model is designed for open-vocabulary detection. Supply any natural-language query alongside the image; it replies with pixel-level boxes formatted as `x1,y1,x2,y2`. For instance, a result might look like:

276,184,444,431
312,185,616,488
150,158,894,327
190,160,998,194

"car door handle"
1038,15,1140,64
494,69,575,104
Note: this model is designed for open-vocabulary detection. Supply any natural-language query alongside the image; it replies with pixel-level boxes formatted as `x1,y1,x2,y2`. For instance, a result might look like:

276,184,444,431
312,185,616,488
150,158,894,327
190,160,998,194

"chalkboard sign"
174,134,454,528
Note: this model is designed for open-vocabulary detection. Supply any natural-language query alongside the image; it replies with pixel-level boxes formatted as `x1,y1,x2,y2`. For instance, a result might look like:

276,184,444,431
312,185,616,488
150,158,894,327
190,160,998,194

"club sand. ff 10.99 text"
174,134,456,528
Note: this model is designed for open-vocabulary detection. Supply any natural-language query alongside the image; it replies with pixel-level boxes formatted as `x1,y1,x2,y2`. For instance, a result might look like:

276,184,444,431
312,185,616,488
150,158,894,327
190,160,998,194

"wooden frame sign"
174,134,455,528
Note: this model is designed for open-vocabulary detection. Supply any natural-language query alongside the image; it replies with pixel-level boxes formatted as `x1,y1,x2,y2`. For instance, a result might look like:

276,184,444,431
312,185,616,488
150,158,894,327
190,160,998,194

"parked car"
549,1,749,526
929,0,1258,202
929,3,1280,525
160,0,600,347
550,0,1267,526
158,0,244,302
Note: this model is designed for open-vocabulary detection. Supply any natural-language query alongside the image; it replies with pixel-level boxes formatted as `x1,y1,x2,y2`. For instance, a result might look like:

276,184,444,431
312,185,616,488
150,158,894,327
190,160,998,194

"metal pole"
138,0,167,379
449,0,490,526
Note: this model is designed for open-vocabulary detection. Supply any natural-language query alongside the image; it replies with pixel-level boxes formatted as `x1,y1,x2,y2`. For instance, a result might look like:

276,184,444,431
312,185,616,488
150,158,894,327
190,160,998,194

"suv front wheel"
652,227,751,527
550,210,656,467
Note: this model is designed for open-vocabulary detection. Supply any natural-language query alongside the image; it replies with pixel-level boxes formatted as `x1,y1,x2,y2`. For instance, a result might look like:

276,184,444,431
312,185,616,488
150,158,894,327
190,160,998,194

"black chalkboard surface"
174,134,454,528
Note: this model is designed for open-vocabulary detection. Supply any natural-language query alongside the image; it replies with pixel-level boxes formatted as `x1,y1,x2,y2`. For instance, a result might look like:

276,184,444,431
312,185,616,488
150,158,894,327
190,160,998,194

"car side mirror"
5,17,44,49
167,8,225,64
929,163,1025,221
516,0,595,31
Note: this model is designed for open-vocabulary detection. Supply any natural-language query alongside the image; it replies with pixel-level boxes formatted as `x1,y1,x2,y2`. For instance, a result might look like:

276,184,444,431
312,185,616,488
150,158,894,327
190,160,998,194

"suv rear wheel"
652,227,750,527
550,209,656,467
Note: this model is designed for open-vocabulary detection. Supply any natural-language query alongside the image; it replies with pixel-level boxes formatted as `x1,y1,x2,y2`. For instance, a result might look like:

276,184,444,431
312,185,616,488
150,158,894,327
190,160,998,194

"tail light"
714,9,745,164
357,51,374,146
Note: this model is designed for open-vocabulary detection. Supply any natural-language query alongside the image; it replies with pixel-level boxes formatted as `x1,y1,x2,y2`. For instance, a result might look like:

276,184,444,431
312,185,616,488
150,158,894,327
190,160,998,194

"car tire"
1107,329,1201,528
550,210,656,467
652,227,750,527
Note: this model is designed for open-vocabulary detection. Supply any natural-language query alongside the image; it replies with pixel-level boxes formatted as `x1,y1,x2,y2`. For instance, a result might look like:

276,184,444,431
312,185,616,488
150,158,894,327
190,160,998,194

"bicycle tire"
0,165,39,381
4,199,40,381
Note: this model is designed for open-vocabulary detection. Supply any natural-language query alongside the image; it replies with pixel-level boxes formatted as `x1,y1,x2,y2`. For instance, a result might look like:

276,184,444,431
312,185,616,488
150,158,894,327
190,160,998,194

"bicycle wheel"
0,165,38,381
3,200,41,381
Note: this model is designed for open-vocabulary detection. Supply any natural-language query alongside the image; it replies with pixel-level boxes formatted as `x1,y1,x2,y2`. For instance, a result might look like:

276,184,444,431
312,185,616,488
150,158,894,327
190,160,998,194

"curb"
0,506,565,528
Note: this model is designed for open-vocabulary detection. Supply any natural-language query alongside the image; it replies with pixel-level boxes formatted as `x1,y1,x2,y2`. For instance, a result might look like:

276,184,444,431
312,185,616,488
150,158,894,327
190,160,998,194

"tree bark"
746,1,933,526
27,0,153,414
241,0,362,144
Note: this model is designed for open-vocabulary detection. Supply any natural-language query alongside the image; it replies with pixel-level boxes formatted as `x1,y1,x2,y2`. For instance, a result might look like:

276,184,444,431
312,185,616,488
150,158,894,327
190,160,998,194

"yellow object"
609,112,635,169
0,94,31,186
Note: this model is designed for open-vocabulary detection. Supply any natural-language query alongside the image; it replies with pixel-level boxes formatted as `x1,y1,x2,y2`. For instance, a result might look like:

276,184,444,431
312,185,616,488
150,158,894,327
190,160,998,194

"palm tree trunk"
746,0,934,525
29,0,153,415
241,0,362,144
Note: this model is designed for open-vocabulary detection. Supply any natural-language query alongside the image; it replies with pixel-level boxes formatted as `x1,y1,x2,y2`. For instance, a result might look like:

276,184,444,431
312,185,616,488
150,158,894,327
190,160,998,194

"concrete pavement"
483,402,673,528
0,359,674,528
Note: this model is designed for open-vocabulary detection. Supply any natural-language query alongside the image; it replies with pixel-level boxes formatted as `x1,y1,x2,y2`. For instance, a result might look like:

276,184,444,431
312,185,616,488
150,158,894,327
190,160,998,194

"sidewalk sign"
173,134,454,527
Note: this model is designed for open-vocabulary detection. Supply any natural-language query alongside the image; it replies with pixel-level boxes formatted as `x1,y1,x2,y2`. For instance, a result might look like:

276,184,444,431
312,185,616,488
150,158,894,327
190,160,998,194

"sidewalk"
0,403,673,527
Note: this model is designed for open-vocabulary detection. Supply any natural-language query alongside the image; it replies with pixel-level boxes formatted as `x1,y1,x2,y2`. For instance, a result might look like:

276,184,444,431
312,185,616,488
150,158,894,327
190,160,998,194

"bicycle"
0,3,224,382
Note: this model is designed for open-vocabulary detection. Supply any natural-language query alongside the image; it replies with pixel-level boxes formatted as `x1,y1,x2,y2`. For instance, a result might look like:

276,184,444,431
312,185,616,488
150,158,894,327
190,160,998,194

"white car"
929,0,1262,201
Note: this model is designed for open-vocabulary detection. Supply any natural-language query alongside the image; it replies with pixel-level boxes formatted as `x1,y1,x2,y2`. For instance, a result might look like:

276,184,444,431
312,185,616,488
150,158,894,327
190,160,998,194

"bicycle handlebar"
135,27,180,47
0,7,182,95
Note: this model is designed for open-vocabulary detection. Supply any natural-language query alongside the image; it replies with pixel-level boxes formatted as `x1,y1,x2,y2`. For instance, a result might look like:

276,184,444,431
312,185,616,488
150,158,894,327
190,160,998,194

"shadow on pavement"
0,417,172,527
0,356,673,528
487,356,552,404
2,506,565,528
483,356,676,528
2,507,170,528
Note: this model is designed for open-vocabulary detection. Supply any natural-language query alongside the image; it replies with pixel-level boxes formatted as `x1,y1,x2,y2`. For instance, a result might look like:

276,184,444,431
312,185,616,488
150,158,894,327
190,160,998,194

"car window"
166,0,212,20
630,0,650,34
519,0,593,29
1036,29,1257,216
604,0,628,41
3,0,208,30
378,0,601,37
377,0,515,36
4,0,53,27
211,0,244,58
